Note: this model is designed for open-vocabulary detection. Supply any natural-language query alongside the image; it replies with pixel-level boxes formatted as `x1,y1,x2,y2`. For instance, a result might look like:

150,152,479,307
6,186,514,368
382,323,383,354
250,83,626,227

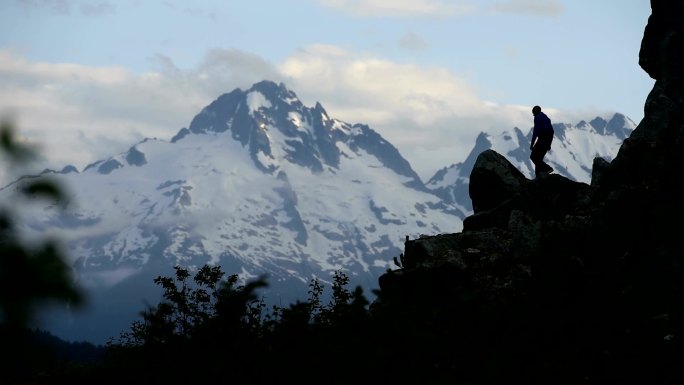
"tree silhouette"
90,265,375,385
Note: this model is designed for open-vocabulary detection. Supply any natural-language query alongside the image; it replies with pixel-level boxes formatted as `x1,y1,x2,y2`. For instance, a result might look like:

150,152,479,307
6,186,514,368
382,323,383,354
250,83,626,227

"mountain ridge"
0,80,632,343
1,80,464,343
426,111,635,211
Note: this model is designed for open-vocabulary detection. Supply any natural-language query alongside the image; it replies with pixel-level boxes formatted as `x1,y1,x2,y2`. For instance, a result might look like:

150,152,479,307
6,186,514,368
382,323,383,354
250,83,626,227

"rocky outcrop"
465,149,592,231
374,1,684,383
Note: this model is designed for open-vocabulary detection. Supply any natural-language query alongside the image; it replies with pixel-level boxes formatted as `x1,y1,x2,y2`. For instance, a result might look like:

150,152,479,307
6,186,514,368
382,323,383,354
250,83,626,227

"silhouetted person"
530,105,554,178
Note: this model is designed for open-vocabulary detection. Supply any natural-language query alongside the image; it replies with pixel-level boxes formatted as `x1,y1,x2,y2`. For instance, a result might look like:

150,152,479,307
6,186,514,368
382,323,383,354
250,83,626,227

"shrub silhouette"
84,265,375,385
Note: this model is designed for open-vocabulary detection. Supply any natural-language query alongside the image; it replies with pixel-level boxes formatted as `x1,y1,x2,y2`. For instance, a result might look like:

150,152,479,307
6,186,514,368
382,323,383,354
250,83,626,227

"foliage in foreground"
79,265,377,385
0,119,83,383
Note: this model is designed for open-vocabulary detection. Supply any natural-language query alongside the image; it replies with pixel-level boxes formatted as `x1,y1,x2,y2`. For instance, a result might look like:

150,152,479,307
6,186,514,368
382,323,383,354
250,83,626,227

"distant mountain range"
0,80,635,343
427,112,635,212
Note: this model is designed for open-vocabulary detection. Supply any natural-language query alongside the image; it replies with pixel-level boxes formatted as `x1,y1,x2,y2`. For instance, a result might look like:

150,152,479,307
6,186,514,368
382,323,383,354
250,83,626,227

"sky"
0,0,654,184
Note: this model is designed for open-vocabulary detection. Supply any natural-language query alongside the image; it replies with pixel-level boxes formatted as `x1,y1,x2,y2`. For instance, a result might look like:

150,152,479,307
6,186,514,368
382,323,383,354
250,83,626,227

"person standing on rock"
530,105,555,178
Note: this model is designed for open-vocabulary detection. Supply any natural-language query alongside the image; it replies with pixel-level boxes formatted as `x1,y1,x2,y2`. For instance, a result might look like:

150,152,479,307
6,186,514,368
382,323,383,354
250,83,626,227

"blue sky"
0,0,653,182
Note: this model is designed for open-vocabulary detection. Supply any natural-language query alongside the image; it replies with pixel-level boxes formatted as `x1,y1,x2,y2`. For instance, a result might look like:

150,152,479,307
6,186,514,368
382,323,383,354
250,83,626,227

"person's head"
532,105,542,116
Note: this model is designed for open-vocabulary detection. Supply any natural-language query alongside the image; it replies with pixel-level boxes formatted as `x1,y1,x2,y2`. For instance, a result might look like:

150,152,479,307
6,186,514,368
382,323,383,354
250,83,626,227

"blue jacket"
532,111,554,149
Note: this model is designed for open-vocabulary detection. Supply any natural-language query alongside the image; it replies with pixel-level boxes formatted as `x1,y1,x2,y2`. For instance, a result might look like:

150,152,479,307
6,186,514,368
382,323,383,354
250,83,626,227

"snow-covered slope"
426,113,636,212
0,81,466,342
55,81,464,279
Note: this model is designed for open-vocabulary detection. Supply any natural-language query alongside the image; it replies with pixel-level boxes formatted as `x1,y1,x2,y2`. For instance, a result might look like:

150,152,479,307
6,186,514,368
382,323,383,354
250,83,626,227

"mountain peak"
248,80,292,99
589,113,635,139
3,80,465,343
168,81,424,184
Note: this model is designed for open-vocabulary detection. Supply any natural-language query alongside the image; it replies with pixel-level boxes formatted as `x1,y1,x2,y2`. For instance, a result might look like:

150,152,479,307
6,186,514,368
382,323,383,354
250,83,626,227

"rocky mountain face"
376,1,683,383
2,80,468,343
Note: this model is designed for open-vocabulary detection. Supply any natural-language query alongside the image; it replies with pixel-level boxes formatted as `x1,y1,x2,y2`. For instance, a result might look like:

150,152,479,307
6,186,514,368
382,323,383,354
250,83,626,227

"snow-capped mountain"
0,80,635,343
1,81,466,343
426,113,636,212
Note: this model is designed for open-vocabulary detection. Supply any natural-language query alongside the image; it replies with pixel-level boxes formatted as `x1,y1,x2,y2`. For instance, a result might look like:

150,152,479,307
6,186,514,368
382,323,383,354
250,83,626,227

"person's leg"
530,147,544,177
540,140,554,173
540,148,553,173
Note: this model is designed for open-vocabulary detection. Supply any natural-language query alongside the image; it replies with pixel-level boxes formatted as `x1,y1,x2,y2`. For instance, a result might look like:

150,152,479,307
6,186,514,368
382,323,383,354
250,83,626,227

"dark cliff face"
374,1,684,383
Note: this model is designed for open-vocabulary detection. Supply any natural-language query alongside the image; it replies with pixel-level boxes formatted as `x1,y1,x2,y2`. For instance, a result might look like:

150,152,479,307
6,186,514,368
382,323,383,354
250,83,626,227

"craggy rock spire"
374,1,684,383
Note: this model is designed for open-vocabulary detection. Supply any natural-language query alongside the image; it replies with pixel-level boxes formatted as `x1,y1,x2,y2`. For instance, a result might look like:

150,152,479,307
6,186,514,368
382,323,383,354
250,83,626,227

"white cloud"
317,0,475,18
0,49,280,186
0,45,546,186
317,0,565,19
0,49,129,85
491,0,565,18
280,44,534,180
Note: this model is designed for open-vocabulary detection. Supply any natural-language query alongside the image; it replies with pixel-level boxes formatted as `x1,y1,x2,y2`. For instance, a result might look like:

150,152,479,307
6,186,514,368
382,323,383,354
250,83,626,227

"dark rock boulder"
465,149,591,231
468,149,527,213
